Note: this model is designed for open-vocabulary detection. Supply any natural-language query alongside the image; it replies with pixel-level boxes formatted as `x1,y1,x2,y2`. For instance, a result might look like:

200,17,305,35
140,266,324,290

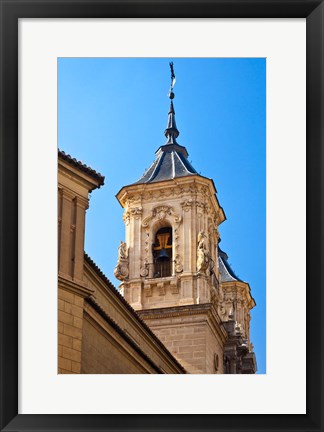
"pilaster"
59,189,74,277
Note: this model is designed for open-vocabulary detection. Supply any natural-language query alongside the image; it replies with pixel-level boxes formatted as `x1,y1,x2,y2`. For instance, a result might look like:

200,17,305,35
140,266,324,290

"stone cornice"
59,160,103,193
116,176,226,225
58,274,94,298
221,280,256,309
138,302,227,342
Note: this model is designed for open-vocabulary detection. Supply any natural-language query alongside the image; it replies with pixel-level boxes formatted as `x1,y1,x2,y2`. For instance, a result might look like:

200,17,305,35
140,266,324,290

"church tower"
115,64,256,374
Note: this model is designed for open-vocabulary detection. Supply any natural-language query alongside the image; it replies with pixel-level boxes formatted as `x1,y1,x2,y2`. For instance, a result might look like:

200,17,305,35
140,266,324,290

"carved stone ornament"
142,205,182,228
140,264,149,278
122,211,130,225
114,241,129,281
180,199,193,212
130,206,143,217
174,254,183,273
123,206,143,224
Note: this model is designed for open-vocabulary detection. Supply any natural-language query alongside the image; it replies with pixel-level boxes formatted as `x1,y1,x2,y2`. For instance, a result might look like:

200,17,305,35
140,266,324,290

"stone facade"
116,176,225,310
58,152,100,374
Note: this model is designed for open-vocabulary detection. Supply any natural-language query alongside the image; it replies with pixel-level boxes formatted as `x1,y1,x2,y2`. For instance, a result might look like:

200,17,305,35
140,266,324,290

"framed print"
1,1,323,431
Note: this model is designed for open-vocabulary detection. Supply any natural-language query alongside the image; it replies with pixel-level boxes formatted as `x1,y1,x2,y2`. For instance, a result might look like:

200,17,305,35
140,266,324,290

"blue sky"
58,57,266,374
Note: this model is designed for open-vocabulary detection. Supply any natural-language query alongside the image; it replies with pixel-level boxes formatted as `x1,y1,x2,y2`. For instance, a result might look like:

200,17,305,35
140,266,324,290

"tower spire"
164,62,180,145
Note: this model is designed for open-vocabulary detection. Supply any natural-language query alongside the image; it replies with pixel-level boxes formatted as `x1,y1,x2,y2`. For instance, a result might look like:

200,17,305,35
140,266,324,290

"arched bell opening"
152,226,172,278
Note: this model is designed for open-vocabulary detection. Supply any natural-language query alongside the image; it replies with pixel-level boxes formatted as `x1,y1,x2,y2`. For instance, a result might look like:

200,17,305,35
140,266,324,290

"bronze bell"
156,248,169,261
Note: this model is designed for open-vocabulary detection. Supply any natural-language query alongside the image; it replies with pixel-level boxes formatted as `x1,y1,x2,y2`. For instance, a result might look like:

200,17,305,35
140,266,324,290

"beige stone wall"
138,304,227,374
206,324,224,374
81,308,161,374
155,323,207,373
58,287,84,374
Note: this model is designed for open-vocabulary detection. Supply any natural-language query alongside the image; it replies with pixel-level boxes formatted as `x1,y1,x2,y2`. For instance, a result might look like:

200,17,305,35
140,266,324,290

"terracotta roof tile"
58,149,105,186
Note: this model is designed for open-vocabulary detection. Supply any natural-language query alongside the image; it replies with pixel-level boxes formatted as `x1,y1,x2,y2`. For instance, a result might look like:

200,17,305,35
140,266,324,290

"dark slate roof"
133,99,199,185
218,247,244,283
134,143,198,184
58,149,105,186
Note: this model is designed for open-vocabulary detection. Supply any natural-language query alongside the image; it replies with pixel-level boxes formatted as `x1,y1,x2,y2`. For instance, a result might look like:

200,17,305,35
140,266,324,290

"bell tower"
115,63,256,374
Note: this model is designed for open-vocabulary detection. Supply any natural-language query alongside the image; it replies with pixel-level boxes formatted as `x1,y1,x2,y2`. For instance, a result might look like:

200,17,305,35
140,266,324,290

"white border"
19,19,306,414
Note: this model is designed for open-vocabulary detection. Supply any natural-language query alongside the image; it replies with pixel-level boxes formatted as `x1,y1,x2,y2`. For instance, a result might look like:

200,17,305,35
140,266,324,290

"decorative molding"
144,285,153,297
130,206,143,218
123,206,143,224
58,274,94,298
142,205,182,228
157,282,165,296
196,200,207,212
61,188,76,200
70,224,76,233
170,281,179,295
122,210,130,225
181,199,193,211
74,195,89,209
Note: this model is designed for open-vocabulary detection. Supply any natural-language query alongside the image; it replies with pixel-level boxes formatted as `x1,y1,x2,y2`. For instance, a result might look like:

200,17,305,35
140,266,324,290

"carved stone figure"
118,240,128,260
114,241,129,281
197,231,210,274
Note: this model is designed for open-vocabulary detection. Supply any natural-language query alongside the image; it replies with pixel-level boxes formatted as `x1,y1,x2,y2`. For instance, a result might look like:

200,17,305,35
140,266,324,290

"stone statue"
114,241,129,281
118,240,128,260
197,231,210,274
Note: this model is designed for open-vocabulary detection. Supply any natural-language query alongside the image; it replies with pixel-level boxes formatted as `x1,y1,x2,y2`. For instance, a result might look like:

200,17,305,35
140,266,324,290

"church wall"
58,287,84,374
145,320,207,373
206,323,224,374
138,304,227,374
81,311,160,374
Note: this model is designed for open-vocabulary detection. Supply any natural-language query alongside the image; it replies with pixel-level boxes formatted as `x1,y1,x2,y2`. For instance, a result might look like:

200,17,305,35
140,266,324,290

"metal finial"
169,62,176,99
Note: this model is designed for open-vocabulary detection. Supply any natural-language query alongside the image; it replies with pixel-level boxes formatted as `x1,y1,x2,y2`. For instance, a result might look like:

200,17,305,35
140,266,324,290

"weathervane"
169,61,176,99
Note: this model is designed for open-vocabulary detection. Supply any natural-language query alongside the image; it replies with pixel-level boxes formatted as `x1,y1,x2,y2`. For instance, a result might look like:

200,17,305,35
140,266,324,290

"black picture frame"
1,1,323,431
